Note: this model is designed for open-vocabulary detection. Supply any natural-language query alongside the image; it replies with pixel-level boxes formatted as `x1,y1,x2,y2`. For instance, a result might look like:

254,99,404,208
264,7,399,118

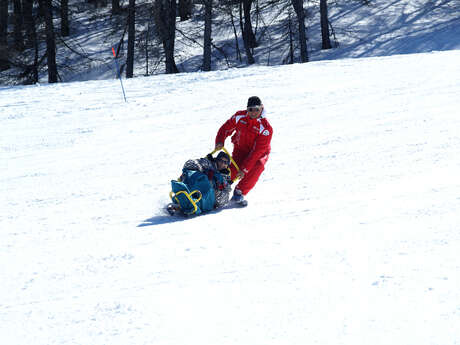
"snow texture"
1,48,460,344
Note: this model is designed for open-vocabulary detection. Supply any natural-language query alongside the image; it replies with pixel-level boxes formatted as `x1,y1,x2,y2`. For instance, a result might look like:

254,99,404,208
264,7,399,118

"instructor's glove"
235,170,245,180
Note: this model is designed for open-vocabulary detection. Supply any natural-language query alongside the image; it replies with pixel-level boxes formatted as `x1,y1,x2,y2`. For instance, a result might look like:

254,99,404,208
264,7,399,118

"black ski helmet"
247,96,262,107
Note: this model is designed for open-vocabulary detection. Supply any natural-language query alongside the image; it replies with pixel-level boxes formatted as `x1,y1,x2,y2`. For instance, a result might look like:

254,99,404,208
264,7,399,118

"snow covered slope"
1,50,460,344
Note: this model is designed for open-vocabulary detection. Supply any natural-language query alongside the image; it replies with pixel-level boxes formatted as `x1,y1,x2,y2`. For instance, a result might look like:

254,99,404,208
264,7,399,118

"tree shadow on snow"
321,0,460,60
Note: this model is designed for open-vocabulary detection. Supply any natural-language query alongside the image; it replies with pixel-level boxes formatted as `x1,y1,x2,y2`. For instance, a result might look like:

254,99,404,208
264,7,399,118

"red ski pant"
230,150,269,195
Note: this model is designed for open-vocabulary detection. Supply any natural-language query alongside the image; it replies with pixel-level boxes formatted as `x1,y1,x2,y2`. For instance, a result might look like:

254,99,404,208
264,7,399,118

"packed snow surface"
1,50,460,344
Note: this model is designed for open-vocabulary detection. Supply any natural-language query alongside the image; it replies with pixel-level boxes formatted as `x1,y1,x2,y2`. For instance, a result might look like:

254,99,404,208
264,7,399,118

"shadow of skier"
137,214,190,227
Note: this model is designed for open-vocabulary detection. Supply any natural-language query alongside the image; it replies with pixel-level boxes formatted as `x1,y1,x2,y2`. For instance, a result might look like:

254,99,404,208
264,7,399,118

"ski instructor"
215,96,273,205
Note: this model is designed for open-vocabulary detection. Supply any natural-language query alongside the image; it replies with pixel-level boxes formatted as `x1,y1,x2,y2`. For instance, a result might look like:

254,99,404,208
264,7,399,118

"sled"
168,147,240,216
169,183,203,215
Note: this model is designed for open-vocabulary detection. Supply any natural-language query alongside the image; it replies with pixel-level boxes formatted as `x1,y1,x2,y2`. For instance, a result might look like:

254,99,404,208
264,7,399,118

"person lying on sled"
181,151,233,209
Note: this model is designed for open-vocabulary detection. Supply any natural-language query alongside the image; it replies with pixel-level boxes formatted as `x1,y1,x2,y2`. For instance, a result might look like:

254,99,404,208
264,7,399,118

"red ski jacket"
215,110,273,173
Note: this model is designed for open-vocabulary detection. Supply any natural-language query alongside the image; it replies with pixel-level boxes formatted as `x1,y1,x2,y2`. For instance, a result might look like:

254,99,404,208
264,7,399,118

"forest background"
0,0,459,85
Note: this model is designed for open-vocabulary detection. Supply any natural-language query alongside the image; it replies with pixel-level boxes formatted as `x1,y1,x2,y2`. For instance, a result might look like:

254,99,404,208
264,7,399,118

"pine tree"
291,0,308,62
61,0,70,36
153,0,179,73
126,0,135,78
13,0,24,51
0,0,9,71
320,0,332,49
202,0,212,71
40,0,58,82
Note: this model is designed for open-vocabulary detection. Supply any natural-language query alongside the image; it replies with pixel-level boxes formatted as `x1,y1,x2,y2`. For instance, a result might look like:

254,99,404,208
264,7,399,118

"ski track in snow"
1,50,460,344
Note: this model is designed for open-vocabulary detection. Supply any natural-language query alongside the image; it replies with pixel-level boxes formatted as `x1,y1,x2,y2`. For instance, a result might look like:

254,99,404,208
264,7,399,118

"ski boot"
231,189,248,207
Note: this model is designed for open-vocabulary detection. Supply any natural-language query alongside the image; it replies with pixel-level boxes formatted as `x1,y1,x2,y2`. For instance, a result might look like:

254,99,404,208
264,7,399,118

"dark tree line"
0,0,60,82
0,0,336,84
0,0,9,71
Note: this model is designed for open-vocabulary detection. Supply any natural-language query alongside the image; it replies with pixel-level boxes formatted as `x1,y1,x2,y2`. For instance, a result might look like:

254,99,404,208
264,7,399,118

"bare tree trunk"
126,0,135,78
13,0,25,51
40,0,58,83
112,0,121,14
23,0,38,83
0,0,7,44
31,35,39,83
288,11,294,64
228,6,241,62
242,0,256,48
291,0,308,63
320,0,331,49
23,0,36,48
153,0,178,74
90,0,107,8
144,21,150,76
239,0,254,64
202,0,212,71
61,0,70,36
178,0,192,21
0,0,9,71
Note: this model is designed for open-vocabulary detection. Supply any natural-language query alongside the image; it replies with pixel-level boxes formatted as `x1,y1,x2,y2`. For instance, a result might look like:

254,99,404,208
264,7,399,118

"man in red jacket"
215,96,273,205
